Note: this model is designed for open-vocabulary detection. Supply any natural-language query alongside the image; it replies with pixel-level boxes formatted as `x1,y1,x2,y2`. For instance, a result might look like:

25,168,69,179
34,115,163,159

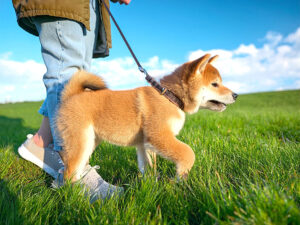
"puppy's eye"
211,83,218,87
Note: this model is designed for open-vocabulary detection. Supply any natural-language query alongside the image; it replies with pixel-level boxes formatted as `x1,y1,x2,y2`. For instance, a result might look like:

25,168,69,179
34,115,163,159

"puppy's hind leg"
136,144,157,176
136,145,148,175
145,148,157,175
62,124,96,182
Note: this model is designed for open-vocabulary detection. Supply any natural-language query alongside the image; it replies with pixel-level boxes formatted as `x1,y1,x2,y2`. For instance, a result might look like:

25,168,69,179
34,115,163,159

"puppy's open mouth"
208,100,227,107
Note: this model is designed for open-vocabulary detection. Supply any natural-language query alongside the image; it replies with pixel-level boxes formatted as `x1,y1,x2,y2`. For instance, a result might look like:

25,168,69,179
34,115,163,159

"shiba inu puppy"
57,54,238,182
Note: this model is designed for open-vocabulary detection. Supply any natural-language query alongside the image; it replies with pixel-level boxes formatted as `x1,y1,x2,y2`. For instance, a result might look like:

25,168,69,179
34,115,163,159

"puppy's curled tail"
61,70,107,102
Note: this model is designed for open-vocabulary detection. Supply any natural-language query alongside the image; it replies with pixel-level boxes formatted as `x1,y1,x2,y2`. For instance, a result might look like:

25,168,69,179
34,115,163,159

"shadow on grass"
0,115,136,184
0,116,36,155
0,179,24,225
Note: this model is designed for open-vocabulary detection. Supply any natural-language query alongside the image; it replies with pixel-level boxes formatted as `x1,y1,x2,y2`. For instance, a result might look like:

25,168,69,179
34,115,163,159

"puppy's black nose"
232,93,238,100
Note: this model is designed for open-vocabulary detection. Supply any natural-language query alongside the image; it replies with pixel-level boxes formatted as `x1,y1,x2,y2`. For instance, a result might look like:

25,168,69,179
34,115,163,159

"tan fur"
208,55,219,64
57,54,237,181
60,70,107,103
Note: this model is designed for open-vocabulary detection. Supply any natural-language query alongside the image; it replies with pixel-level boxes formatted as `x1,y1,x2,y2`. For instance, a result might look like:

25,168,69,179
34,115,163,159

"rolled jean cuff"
38,100,49,117
53,145,62,151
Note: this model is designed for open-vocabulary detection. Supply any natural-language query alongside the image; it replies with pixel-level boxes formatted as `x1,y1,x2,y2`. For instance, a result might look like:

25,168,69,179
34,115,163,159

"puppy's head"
183,54,238,113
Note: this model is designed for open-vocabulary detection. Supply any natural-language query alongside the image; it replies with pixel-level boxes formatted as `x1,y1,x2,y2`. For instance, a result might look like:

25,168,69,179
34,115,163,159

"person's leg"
33,15,87,151
21,0,97,169
20,0,123,201
33,117,53,148
34,0,100,149
32,0,99,149
19,3,93,172
20,0,97,175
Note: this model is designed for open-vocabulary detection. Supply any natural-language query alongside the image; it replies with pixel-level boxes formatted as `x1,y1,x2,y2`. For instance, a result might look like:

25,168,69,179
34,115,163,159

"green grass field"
0,90,299,225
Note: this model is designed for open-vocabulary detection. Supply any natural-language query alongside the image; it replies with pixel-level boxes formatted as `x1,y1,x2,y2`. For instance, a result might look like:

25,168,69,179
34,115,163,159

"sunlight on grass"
0,90,299,224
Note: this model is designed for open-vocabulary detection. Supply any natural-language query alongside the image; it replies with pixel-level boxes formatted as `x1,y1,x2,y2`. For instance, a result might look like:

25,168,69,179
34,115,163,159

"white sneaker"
18,134,64,179
81,165,124,203
52,165,124,203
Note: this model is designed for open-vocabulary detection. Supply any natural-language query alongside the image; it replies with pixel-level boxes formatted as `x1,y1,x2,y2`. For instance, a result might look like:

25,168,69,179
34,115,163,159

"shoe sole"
18,144,58,179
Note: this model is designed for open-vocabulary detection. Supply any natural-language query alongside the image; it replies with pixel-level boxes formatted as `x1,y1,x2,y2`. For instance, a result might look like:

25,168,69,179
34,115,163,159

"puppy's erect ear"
208,55,219,64
189,54,211,79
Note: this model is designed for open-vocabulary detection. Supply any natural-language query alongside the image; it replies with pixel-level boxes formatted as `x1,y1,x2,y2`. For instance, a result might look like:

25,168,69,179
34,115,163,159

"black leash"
101,0,184,110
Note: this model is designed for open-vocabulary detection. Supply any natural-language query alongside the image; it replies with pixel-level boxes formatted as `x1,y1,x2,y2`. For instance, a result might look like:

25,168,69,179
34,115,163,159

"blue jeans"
33,0,100,151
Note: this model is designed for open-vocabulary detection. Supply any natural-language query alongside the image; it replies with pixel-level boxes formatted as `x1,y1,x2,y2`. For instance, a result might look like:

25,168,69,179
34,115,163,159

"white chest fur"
168,109,185,135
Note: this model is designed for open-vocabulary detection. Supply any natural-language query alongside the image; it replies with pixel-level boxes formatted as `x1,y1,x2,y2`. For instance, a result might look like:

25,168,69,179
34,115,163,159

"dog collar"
145,74,184,110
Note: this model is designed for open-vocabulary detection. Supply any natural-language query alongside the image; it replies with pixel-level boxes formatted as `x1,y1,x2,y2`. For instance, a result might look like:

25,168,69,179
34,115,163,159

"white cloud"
264,31,283,47
91,56,178,90
1,27,300,103
223,81,249,93
188,27,300,93
0,85,15,93
285,27,300,45
234,44,258,56
0,56,46,103
0,58,46,82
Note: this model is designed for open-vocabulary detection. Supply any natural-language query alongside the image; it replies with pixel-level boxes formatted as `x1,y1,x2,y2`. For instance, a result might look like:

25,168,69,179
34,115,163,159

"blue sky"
0,0,300,102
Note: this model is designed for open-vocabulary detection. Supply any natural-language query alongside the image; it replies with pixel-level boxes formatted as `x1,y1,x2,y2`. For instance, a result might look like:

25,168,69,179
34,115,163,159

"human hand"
117,0,131,5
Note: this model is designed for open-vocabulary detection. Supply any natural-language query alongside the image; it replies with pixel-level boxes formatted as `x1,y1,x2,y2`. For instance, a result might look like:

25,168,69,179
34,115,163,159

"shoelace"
80,165,100,179
51,165,101,189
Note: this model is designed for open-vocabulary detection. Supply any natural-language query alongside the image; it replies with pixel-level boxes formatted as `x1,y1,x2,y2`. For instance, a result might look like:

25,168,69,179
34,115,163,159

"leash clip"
161,88,167,95
138,66,146,74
